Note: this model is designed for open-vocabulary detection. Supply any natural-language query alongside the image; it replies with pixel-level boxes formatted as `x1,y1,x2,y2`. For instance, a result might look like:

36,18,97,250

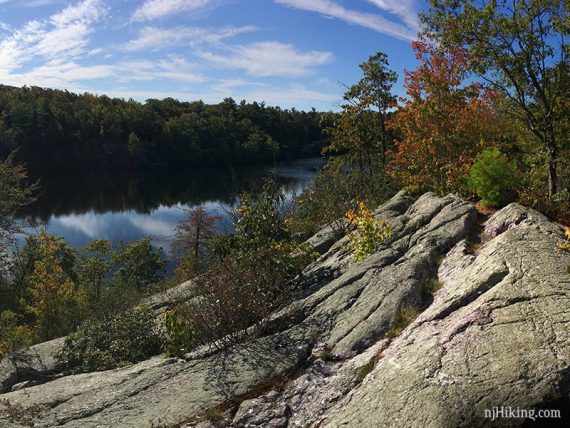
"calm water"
20,158,325,262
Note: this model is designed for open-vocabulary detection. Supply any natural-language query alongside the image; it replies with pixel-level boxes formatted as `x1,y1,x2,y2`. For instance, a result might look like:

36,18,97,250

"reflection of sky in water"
29,158,322,265
43,201,233,260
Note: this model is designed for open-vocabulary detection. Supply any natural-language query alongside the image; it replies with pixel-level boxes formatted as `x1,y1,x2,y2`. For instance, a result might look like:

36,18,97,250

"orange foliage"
388,39,505,194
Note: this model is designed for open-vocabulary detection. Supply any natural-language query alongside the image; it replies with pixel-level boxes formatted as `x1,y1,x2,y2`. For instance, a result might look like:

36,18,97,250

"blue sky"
0,0,424,110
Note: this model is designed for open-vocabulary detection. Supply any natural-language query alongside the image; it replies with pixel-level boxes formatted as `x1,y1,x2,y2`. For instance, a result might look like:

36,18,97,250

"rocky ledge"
1,192,569,427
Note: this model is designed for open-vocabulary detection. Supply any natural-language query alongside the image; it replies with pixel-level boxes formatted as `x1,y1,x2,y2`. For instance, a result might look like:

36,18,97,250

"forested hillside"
0,85,332,171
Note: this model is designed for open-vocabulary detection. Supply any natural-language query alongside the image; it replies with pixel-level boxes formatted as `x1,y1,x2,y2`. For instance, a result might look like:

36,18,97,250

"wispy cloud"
122,25,257,52
26,0,67,7
197,41,333,77
116,55,205,83
367,0,419,30
0,0,107,74
131,0,214,22
275,0,417,41
242,83,338,106
0,1,208,89
0,0,67,6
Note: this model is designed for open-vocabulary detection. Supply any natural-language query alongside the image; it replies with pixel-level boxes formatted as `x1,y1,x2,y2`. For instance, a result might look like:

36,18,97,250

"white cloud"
275,0,417,41
131,0,213,22
208,79,339,109
367,0,419,29
26,0,66,6
122,25,256,52
129,215,174,238
50,0,106,27
57,213,111,240
0,0,66,6
116,55,205,83
197,41,333,77
0,0,107,75
244,83,338,106
0,62,114,89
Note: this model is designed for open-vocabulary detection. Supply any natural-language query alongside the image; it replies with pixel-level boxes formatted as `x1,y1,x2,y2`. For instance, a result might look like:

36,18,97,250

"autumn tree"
24,231,86,341
421,0,569,197
389,39,504,194
171,206,221,280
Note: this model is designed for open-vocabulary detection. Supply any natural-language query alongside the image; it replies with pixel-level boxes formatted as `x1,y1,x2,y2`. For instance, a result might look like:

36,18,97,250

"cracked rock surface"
1,192,568,428
322,202,570,428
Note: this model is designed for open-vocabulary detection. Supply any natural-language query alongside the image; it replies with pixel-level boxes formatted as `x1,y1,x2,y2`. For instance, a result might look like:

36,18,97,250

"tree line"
0,86,332,172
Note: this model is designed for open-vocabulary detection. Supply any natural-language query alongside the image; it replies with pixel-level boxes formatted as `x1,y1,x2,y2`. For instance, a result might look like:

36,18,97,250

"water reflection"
21,158,324,260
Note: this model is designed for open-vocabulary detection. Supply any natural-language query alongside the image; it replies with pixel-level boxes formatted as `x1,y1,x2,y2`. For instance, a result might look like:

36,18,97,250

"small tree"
24,231,85,341
171,206,221,280
113,238,166,292
324,52,397,170
344,52,398,164
172,178,316,349
467,149,518,208
0,310,35,358
388,39,503,194
346,202,392,262
290,159,395,237
76,240,113,300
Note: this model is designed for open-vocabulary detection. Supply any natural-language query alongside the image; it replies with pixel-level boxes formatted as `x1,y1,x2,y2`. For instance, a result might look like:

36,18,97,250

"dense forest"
0,85,332,172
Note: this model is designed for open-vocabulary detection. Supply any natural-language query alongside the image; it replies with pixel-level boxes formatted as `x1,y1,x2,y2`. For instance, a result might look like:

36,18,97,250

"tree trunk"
547,135,558,198
380,115,386,165
548,159,557,197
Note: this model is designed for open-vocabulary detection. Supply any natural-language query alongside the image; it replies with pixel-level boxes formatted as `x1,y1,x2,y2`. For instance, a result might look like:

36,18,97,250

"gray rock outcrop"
0,337,65,393
1,192,568,427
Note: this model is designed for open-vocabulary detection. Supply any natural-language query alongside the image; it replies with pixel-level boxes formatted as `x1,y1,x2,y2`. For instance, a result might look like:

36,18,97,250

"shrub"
175,243,313,350
289,160,396,238
57,305,162,372
0,311,35,359
162,307,198,357
0,398,40,427
171,179,317,350
346,202,392,262
521,189,570,224
467,149,518,208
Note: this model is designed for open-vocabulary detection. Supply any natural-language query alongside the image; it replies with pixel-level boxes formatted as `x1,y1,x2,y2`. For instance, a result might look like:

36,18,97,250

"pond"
19,157,325,264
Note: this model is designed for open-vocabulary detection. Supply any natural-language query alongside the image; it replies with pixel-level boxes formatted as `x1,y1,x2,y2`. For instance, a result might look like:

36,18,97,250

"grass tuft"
385,305,421,339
